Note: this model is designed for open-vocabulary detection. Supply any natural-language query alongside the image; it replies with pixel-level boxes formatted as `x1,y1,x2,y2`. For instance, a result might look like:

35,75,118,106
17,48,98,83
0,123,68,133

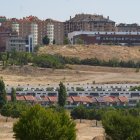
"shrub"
13,105,76,140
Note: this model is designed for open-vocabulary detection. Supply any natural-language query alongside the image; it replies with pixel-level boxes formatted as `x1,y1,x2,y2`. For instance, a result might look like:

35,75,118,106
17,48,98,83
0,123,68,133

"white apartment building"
31,23,38,51
47,24,54,44
12,23,19,35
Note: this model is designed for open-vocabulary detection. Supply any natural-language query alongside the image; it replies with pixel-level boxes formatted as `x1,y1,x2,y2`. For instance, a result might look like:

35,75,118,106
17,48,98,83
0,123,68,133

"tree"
13,105,76,140
58,82,67,107
0,78,7,108
63,37,69,45
53,39,56,45
11,87,16,102
71,105,87,123
102,111,140,140
42,35,50,45
1,102,30,119
76,38,84,45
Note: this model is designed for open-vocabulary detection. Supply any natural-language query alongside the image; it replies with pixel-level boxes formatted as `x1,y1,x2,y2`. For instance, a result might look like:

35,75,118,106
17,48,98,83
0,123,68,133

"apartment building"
0,25,17,51
64,14,116,36
116,23,140,32
6,36,26,52
1,16,64,47
68,31,140,45
45,19,64,45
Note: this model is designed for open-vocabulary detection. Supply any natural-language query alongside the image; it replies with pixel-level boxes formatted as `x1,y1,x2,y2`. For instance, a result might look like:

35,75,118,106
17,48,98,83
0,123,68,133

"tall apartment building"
45,19,64,45
1,16,64,46
64,14,116,36
116,23,140,32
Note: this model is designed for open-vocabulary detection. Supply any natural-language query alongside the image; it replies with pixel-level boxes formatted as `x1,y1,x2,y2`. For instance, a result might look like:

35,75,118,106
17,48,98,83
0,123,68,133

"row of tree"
0,51,140,69
71,105,140,139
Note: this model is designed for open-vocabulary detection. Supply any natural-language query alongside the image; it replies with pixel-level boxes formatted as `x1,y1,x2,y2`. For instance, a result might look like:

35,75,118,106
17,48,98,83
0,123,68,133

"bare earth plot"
76,120,104,140
0,65,140,86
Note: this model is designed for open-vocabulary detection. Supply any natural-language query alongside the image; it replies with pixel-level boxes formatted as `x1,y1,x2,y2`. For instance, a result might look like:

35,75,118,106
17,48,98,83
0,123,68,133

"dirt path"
76,120,104,140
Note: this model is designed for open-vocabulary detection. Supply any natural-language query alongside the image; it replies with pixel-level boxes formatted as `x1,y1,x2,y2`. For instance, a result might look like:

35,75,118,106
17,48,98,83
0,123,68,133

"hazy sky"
1,0,140,24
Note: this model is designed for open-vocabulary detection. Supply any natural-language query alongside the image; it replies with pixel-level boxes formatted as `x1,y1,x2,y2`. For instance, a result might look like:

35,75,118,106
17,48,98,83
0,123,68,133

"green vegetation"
13,105,76,140
63,37,69,45
58,82,67,107
130,86,140,91
1,102,30,118
42,35,50,45
102,111,140,140
33,54,64,69
0,78,7,108
11,87,16,102
0,51,140,69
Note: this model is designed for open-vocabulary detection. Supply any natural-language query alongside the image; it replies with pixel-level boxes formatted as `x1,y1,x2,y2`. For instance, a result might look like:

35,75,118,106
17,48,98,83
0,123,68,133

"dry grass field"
39,45,140,62
0,65,140,86
0,116,104,140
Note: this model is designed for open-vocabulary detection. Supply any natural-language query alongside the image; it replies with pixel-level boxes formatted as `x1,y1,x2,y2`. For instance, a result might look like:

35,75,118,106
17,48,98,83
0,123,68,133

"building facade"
6,36,26,52
68,31,140,45
64,14,116,36
116,23,140,32
1,16,64,47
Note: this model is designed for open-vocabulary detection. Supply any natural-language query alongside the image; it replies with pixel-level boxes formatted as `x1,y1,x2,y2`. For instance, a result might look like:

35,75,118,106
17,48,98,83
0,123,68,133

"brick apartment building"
116,23,140,32
0,25,17,51
64,14,116,36
1,16,64,46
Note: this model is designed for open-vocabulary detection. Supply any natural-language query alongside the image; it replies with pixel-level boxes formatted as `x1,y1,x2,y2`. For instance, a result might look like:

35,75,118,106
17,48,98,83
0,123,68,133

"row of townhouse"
7,95,129,107
6,83,139,92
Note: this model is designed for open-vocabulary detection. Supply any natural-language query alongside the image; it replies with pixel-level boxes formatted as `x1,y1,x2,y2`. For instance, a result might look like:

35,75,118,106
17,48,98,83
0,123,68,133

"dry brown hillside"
38,45,140,62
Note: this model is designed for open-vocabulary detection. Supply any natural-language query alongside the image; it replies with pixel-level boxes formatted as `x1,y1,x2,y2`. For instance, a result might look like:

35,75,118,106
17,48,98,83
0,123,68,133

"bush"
13,105,76,140
102,111,140,140
1,102,30,118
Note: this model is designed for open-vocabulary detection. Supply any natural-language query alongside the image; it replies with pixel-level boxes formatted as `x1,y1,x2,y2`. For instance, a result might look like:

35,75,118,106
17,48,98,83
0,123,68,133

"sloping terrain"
39,45,140,62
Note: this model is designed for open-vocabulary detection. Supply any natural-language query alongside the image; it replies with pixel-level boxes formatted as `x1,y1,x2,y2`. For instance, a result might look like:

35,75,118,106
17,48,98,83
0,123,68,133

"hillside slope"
39,45,140,62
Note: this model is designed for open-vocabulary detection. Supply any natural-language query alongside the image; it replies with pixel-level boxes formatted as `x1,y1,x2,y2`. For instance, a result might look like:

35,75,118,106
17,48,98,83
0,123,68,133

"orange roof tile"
16,95,25,101
103,96,114,103
119,96,128,103
48,96,58,102
67,97,73,103
41,96,49,102
24,95,35,101
7,95,11,101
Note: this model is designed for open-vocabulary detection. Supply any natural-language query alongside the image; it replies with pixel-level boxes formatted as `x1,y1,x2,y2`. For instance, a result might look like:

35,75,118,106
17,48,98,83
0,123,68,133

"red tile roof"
71,96,92,103
16,95,25,101
110,96,120,103
7,95,11,101
48,96,58,102
119,96,128,103
24,95,35,101
103,96,114,103
89,97,97,103
41,96,49,102
67,97,73,103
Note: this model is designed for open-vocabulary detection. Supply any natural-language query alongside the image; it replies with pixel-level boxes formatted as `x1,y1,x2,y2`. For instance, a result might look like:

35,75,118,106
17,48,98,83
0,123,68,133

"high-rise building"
64,14,116,36
47,23,54,44
1,16,64,46
116,23,140,32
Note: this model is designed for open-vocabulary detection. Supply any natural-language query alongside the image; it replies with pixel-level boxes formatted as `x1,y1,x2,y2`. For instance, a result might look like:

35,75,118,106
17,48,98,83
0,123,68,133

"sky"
1,0,140,24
